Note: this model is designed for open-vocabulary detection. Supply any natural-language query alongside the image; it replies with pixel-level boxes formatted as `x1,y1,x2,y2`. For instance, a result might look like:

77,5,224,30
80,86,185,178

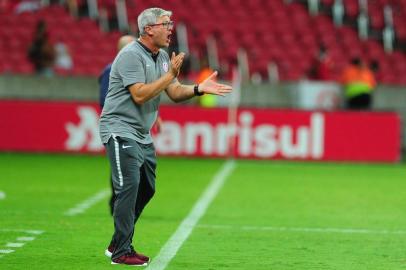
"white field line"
145,160,236,270
0,230,44,259
0,250,14,254
16,237,35,241
64,189,110,216
0,191,5,200
197,224,406,235
6,243,25,248
0,229,44,235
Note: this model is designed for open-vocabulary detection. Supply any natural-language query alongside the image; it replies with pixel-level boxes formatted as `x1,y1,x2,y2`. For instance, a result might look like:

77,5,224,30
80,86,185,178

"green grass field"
1,152,406,269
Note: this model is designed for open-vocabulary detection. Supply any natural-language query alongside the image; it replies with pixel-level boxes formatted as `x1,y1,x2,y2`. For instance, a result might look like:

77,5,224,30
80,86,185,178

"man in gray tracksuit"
99,7,232,266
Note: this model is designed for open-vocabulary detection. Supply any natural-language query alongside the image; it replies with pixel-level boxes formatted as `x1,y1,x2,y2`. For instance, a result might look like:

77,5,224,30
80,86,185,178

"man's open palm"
199,71,232,96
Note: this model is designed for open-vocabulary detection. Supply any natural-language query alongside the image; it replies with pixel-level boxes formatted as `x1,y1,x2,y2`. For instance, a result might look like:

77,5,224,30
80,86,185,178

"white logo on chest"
163,62,168,72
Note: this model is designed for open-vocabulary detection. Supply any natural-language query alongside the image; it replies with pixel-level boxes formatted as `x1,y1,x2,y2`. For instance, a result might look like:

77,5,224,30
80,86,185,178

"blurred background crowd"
1,0,405,82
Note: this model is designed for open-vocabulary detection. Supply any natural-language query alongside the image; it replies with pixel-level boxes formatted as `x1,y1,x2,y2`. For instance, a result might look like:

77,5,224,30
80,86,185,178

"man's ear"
145,26,153,36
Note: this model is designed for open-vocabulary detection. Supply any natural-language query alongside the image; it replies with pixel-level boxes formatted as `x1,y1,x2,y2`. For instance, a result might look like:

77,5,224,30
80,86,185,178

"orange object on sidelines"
196,67,215,84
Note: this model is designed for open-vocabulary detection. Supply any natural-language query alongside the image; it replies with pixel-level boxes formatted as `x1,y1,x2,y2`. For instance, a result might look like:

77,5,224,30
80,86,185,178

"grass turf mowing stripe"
64,188,110,216
146,160,236,270
198,224,406,235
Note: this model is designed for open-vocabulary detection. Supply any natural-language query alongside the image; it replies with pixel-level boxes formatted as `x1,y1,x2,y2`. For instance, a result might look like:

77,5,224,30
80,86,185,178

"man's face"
149,16,173,48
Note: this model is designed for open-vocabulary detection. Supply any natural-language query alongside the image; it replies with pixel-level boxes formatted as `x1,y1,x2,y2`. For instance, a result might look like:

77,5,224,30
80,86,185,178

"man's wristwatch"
194,84,204,96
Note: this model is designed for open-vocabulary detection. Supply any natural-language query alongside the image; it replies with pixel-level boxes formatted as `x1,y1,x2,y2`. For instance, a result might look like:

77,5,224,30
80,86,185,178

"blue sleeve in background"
98,63,112,109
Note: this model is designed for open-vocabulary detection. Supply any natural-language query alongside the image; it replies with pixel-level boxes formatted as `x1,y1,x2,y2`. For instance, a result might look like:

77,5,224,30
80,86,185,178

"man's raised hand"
199,71,232,96
170,52,185,77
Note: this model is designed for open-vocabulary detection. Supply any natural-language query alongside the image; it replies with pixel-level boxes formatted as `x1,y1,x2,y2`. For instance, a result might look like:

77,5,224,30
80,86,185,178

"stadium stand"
0,0,405,84
0,2,120,76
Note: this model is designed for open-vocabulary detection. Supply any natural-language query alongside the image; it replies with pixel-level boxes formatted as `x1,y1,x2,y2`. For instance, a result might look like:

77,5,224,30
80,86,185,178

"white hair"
138,7,172,36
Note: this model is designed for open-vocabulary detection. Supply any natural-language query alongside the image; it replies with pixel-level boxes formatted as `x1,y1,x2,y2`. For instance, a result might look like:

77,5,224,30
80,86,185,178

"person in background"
340,57,376,110
99,35,135,216
27,20,55,76
65,0,78,17
99,35,135,109
54,37,73,72
196,57,217,107
307,44,333,81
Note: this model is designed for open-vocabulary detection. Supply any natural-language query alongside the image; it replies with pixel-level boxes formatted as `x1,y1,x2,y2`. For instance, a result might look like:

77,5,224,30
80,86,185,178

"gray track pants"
105,135,156,259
